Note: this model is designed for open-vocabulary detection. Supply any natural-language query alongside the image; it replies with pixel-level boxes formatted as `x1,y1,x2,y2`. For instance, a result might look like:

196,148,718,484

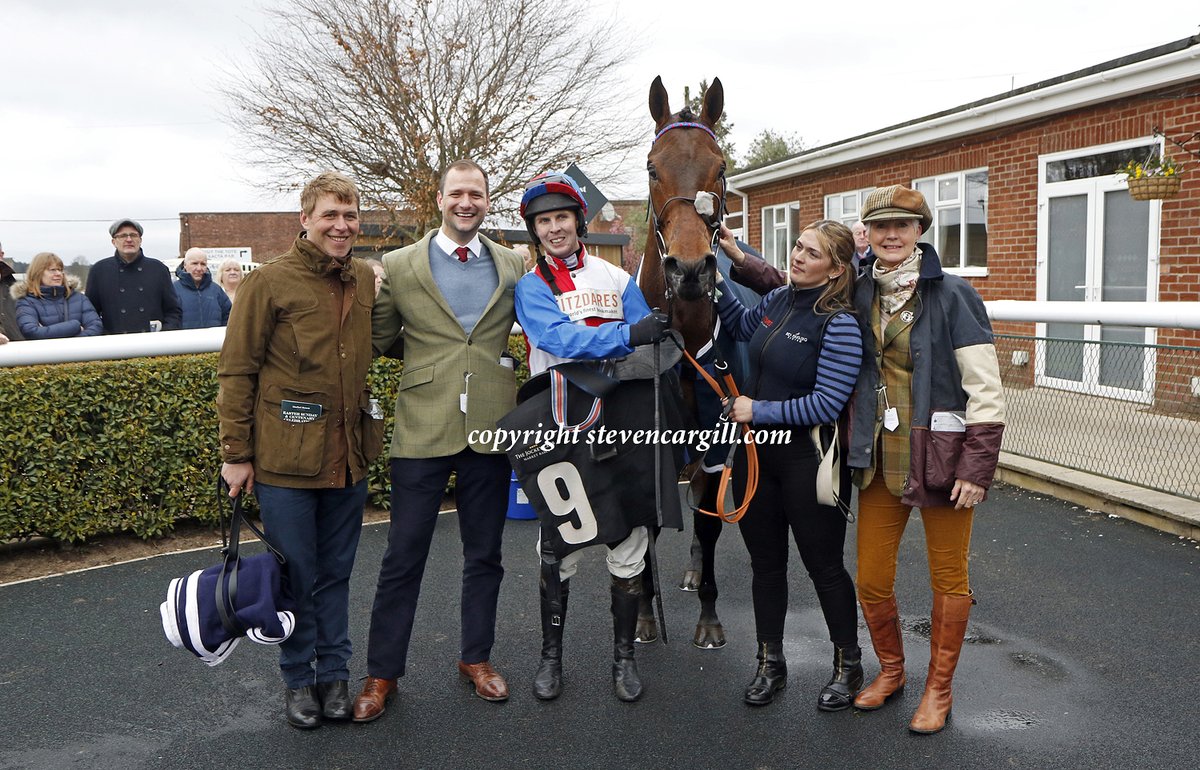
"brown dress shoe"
458,661,509,702
352,676,397,723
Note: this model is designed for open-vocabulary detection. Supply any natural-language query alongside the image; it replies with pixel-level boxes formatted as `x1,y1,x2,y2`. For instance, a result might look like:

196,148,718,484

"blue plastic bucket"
507,471,536,520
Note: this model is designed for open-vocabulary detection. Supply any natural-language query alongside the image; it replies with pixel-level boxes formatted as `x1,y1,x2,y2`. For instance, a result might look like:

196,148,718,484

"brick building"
726,35,1200,406
178,210,422,262
179,210,629,267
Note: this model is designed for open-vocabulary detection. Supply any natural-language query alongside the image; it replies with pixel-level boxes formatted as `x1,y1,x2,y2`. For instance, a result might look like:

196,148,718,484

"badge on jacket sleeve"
281,400,323,423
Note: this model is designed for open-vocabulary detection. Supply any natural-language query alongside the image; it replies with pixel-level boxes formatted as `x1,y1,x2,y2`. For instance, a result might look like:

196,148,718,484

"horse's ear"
701,77,724,129
649,76,671,127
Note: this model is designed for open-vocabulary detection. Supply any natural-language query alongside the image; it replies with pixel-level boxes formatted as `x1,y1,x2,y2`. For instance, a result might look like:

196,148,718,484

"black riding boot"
744,641,787,706
533,580,569,701
611,574,644,702
818,645,864,712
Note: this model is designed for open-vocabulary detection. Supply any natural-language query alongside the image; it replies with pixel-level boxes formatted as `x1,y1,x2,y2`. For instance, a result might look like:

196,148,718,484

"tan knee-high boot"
853,596,906,710
909,593,973,734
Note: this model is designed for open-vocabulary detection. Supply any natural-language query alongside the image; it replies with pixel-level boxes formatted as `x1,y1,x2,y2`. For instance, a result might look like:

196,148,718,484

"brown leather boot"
909,593,973,734
853,596,906,710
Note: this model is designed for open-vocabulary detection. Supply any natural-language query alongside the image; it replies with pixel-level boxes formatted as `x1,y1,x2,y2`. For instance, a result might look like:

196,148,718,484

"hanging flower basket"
1127,174,1182,201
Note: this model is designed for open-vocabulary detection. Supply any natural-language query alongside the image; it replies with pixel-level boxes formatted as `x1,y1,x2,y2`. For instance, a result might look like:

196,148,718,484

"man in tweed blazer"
353,160,525,723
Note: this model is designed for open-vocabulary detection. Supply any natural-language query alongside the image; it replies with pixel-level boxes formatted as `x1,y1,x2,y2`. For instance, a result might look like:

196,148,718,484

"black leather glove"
627,311,671,346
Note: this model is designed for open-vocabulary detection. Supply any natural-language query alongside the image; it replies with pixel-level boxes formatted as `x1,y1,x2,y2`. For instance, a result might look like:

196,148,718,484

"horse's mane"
677,107,695,122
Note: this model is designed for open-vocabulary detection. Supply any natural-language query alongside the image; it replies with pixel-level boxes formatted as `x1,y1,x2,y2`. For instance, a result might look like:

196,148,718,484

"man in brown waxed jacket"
217,171,384,730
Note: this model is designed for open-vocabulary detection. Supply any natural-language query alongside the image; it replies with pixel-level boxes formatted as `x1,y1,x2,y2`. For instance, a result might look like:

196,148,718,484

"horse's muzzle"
663,254,717,302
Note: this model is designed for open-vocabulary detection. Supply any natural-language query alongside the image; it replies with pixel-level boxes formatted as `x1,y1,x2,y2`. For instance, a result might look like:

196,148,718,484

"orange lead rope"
680,348,759,523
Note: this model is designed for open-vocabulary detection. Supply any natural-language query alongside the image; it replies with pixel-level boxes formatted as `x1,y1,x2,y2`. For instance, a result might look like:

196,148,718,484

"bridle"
648,121,728,269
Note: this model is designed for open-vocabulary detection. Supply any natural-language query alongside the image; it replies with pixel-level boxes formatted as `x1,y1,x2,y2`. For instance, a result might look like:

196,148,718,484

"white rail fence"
4,302,1200,368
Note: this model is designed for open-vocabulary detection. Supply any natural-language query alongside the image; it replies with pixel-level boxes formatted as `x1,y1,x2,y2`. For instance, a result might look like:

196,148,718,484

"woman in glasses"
13,252,103,339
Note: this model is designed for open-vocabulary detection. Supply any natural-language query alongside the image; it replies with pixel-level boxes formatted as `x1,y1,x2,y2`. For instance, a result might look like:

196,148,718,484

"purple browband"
654,121,718,144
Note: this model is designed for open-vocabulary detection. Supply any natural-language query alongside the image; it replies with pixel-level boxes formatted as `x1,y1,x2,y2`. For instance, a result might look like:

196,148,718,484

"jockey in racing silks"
513,171,671,703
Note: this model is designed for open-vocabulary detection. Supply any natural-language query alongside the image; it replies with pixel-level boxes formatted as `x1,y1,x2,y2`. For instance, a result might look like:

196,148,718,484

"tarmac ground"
1,481,1198,770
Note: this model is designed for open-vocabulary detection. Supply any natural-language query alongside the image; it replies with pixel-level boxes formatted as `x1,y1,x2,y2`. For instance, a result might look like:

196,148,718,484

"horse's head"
646,76,726,304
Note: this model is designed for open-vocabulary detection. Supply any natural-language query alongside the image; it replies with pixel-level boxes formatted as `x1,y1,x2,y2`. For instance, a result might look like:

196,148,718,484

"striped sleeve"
752,312,864,426
716,285,786,342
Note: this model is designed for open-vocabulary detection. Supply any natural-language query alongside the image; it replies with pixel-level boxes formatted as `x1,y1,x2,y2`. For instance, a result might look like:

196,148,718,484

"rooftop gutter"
729,37,1200,191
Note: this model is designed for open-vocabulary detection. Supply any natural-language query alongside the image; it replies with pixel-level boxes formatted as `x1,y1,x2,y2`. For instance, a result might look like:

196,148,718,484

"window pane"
937,206,961,265
842,194,857,215
827,197,842,219
788,203,800,243
965,171,988,267
1045,144,1156,183
773,228,788,270
938,177,959,202
916,179,935,206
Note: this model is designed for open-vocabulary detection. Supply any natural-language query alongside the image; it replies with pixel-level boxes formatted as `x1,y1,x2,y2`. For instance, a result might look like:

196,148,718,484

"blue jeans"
256,480,367,689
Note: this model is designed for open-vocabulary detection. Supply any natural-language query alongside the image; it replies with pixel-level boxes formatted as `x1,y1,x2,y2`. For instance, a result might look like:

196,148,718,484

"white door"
1036,140,1161,402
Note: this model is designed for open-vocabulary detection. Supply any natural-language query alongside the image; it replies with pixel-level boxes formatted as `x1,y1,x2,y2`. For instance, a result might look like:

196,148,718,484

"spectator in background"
512,243,534,273
86,219,182,333
364,258,385,297
13,252,103,339
174,247,231,328
851,221,871,270
215,259,243,304
0,240,23,343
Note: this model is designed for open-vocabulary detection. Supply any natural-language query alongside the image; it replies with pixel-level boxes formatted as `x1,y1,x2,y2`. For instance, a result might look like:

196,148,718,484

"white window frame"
760,202,800,270
911,168,989,275
824,188,874,227
723,210,744,242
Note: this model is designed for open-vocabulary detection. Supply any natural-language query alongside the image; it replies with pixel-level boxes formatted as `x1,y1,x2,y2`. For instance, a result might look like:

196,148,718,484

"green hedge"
0,354,400,543
0,338,529,544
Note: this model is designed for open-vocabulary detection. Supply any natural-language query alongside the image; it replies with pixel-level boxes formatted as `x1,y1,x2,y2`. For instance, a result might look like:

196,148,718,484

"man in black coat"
0,241,24,343
85,218,182,334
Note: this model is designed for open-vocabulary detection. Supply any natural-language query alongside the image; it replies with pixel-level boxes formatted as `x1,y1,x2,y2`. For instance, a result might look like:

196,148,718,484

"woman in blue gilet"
715,219,864,711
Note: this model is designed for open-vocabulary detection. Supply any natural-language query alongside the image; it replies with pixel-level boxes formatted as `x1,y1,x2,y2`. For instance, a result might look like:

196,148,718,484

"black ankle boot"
533,580,569,701
285,685,321,729
611,574,644,702
315,679,352,720
818,645,864,712
744,641,787,706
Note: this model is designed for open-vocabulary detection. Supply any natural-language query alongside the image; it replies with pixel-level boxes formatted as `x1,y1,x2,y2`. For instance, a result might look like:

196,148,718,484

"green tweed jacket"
373,231,524,458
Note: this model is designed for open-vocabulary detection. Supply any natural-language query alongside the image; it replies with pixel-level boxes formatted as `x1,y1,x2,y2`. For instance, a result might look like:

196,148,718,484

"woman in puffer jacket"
13,252,103,339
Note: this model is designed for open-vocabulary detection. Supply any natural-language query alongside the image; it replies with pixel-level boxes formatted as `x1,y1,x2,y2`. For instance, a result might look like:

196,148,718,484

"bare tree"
223,0,642,237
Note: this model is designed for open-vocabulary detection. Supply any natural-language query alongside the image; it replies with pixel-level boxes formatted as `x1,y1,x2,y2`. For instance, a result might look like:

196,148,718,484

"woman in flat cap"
846,185,1006,733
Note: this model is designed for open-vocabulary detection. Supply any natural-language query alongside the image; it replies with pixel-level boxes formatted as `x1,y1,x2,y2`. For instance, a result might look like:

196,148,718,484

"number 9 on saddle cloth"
498,341,686,561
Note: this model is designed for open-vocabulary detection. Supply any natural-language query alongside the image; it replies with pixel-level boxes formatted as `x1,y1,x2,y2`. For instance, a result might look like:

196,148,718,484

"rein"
675,338,760,524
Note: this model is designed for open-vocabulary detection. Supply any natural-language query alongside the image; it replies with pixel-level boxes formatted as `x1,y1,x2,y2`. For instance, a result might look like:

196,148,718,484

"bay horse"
637,76,736,649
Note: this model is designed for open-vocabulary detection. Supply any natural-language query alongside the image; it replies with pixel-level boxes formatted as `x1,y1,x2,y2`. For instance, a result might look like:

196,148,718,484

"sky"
2,0,1198,264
